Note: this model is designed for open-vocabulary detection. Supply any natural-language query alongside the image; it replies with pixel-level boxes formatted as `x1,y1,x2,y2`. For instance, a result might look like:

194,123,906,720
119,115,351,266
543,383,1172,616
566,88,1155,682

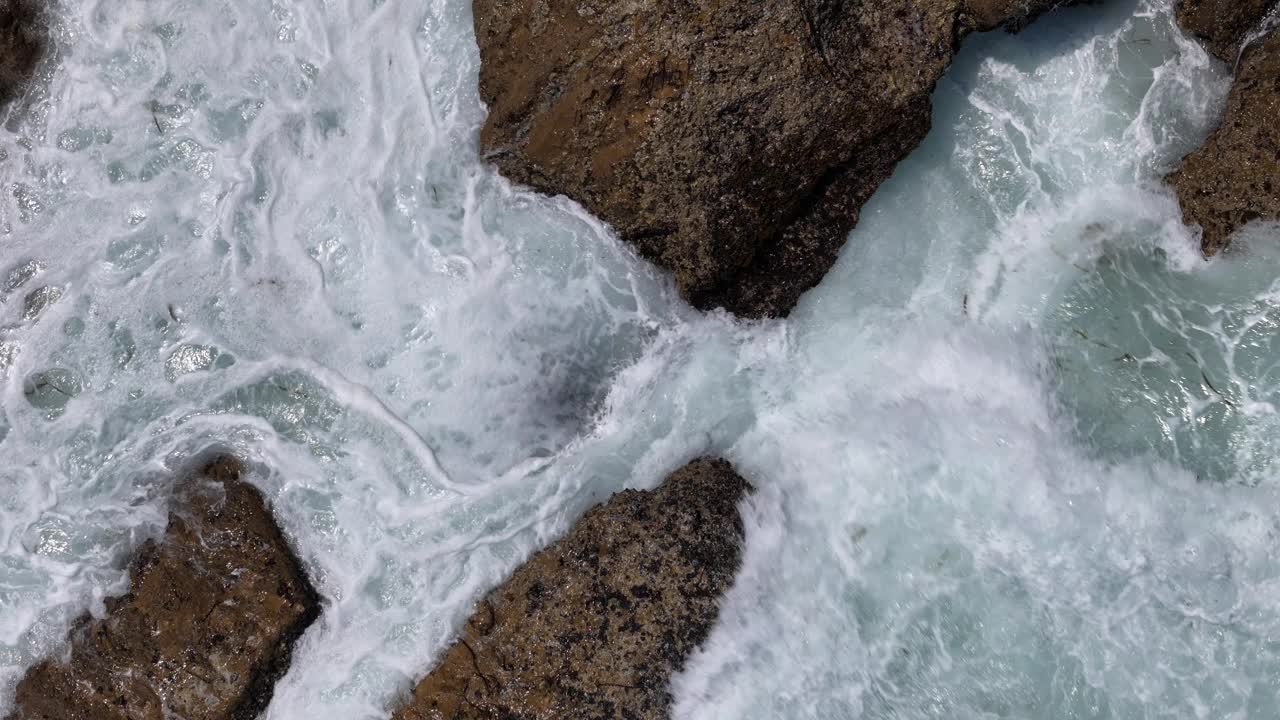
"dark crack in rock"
393,457,751,720
8,455,321,720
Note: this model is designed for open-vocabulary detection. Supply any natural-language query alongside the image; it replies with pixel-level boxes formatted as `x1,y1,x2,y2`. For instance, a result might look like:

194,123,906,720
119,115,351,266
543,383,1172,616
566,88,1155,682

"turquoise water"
3,1,1280,718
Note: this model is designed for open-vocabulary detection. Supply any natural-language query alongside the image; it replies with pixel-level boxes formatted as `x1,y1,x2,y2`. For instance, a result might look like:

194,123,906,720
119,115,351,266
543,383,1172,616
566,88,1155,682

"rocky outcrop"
393,457,750,720
1175,0,1277,62
8,455,320,720
473,0,1086,317
1168,4,1279,254
0,0,46,108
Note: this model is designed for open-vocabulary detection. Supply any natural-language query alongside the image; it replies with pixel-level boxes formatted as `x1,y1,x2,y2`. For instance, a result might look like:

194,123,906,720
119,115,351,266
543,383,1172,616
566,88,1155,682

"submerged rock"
0,0,46,108
9,455,320,720
393,457,751,720
474,0,1087,317
1168,19,1280,254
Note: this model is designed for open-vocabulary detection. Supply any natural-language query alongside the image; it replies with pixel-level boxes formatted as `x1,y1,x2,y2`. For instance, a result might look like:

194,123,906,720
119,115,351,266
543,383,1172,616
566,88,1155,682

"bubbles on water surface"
22,368,83,416
1050,238,1280,484
164,343,233,381
210,370,340,446
2,260,43,294
677,3,1280,719
0,0,690,710
2,0,1280,717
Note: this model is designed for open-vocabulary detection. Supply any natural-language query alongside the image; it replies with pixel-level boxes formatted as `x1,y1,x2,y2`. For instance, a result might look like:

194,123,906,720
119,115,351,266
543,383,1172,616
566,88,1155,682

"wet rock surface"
0,0,47,108
393,457,750,720
1175,0,1277,62
1168,21,1280,254
8,455,320,720
965,0,1091,30
474,0,1084,317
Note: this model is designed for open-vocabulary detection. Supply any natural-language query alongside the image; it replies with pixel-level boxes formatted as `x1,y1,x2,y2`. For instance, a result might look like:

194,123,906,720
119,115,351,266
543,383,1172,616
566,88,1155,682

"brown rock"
8,455,320,720
0,0,46,108
1175,0,1277,62
1167,30,1280,255
965,0,1090,30
474,0,1086,317
392,457,751,720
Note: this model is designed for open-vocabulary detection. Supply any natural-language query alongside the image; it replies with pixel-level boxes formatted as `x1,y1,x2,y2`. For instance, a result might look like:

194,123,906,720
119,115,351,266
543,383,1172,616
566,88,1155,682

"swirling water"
2,0,1280,717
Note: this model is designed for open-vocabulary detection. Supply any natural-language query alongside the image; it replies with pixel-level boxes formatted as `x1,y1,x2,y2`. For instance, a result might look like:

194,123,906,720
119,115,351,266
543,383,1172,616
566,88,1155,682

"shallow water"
3,0,1280,717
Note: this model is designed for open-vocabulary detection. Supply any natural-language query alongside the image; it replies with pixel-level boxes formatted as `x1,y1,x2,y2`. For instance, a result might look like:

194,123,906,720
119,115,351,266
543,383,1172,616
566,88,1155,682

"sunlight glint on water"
3,1,1280,718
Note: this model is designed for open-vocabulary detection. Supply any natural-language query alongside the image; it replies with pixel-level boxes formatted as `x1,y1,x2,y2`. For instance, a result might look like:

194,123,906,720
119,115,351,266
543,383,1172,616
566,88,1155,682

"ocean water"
2,0,1279,717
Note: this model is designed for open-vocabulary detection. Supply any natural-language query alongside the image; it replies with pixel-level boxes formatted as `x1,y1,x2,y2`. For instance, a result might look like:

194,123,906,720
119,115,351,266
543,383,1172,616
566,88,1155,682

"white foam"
3,0,1280,717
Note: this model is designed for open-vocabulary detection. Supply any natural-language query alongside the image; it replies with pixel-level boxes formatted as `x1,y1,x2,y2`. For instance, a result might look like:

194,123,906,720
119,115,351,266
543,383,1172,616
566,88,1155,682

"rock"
8,455,320,720
0,0,46,108
1175,0,1277,62
473,0,1086,317
392,457,751,720
1167,29,1280,255
966,0,1091,30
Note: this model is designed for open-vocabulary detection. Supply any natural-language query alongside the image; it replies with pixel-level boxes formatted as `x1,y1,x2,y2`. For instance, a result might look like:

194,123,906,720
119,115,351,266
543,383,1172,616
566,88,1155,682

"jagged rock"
1175,0,1277,62
8,455,320,720
393,457,751,720
1168,27,1280,254
0,0,46,108
473,0,1086,317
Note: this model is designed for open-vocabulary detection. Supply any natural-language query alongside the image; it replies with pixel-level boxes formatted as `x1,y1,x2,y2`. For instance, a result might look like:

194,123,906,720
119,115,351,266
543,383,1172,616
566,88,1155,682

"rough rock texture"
0,0,46,108
8,456,320,720
1175,0,1277,62
474,0,1085,317
393,457,750,720
1168,29,1280,255
966,0,1091,30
